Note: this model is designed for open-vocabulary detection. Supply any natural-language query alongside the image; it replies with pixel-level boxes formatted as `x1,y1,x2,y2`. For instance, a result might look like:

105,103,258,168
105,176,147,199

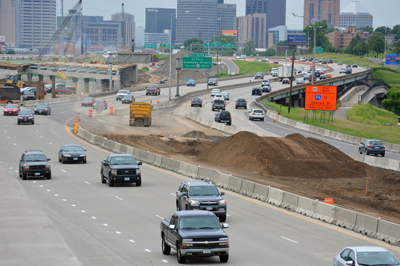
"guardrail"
360,80,391,101
76,126,400,246
22,94,84,107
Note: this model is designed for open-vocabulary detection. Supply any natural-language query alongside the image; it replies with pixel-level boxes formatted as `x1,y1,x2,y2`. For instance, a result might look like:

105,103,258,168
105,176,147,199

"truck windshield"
110,156,137,165
25,154,47,162
179,216,221,230
189,186,219,196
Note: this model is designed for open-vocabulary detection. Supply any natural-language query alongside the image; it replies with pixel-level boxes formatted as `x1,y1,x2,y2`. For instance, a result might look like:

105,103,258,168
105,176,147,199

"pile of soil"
101,131,400,223
182,130,210,139
153,50,219,80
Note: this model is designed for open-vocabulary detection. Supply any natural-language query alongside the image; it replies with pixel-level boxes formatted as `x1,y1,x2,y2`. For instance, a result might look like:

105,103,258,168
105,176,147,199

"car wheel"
32,120,34,125
219,215,227,222
358,148,362,154
249,118,252,121
162,235,171,255
58,156,61,162
17,121,20,125
365,150,369,156
101,172,106,184
220,255,229,263
245,106,247,109
22,172,27,180
109,177,114,187
83,159,87,164
19,169,22,178
235,107,237,109
382,153,385,157
62,157,66,164
177,244,186,264
136,180,141,186
47,173,51,180
262,118,264,121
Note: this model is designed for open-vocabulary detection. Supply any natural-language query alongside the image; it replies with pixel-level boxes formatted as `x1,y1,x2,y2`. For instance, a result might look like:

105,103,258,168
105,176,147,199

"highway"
3,61,400,265
2,112,400,265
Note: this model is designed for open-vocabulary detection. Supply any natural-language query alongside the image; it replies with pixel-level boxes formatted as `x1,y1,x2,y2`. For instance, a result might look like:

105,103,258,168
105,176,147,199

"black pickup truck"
100,154,142,187
160,211,229,264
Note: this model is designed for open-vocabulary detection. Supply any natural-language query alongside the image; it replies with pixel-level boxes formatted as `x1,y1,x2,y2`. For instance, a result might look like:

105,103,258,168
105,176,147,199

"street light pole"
384,29,387,63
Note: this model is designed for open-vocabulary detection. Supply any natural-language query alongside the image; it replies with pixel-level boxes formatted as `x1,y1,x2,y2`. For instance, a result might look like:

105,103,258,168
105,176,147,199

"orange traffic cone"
274,120,276,122
160,130,163,137
324,198,334,205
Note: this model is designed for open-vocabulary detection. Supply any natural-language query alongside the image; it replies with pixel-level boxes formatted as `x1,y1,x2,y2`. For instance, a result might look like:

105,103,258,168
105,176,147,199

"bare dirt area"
99,130,400,224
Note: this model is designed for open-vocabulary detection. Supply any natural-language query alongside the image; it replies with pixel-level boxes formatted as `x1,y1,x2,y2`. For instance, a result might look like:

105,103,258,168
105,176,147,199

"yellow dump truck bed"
129,102,152,127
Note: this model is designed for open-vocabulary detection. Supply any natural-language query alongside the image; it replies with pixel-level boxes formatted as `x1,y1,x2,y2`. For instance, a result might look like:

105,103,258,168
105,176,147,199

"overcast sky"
63,0,400,29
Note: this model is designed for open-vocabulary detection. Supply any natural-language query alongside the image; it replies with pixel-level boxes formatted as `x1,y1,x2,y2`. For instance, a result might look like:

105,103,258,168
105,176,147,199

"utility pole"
109,55,113,91
288,50,295,114
81,17,84,55
175,58,181,97
61,0,64,56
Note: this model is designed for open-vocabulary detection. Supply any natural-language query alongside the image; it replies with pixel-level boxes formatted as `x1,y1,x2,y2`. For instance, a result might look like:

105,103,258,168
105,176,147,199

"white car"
339,68,347,74
116,89,130,100
248,109,265,121
211,89,221,97
296,78,305,84
220,92,230,100
213,94,224,101
299,57,306,62
261,79,270,86
271,71,278,77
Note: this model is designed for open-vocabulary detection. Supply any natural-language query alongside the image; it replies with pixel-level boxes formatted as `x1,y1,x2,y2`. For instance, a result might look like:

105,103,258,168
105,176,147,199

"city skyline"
62,0,400,30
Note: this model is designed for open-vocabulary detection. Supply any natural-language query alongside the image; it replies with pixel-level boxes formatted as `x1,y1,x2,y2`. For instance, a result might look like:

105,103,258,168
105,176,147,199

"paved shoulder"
222,58,239,75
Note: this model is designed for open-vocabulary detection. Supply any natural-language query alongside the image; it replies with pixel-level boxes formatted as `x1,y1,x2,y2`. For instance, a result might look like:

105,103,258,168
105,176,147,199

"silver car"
220,92,230,100
333,246,400,266
248,109,264,121
261,79,270,86
211,89,221,97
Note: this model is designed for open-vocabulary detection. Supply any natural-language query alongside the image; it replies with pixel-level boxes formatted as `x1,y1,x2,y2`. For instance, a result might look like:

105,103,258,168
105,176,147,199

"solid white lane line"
115,196,123,200
145,249,151,252
84,181,91,185
115,231,121,234
129,239,135,243
281,236,298,243
155,215,164,219
161,260,168,263
61,169,66,172
103,224,108,227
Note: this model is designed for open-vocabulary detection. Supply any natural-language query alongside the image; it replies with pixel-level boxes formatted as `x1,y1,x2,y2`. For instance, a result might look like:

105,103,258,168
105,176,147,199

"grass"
156,54,170,61
232,60,278,75
372,67,400,85
263,101,400,144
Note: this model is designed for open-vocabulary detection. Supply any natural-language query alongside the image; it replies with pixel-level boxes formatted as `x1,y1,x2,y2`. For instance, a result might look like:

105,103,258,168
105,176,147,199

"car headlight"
219,200,226,204
79,154,85,157
111,170,116,174
219,237,229,245
45,165,51,169
136,169,141,174
219,237,228,241
64,154,71,157
182,239,193,246
190,200,199,205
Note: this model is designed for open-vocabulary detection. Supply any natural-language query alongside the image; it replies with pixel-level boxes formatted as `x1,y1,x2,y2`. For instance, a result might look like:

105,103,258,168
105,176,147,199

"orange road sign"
305,85,337,111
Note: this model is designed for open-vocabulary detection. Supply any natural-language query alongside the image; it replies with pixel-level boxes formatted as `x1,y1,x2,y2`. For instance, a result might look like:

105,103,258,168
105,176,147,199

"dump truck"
129,102,151,127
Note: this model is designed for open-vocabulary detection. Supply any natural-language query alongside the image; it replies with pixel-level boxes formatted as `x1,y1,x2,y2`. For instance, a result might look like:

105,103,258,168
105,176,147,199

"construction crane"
38,0,82,59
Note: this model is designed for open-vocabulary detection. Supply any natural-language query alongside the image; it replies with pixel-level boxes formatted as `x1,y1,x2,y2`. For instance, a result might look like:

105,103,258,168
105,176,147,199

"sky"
63,0,400,30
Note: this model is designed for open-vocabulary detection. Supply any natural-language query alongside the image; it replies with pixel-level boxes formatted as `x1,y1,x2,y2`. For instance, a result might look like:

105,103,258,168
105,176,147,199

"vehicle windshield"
188,79,195,82
179,216,221,230
123,95,133,99
84,97,93,101
25,154,47,162
19,110,32,115
110,156,137,165
238,99,246,102
221,92,228,95
209,79,217,82
148,85,158,88
193,98,200,101
212,89,220,93
24,91,34,95
357,251,399,265
189,185,219,196
254,110,263,113
36,104,48,108
95,100,105,103
6,104,18,108
63,146,84,152
214,100,224,104
118,90,129,94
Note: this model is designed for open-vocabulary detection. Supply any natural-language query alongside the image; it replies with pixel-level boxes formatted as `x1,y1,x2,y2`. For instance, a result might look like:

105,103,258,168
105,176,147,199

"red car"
81,97,95,107
3,104,20,116
93,99,108,109
146,84,160,96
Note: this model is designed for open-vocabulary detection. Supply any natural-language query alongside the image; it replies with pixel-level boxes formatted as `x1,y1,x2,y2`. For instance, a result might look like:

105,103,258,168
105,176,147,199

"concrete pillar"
72,77,78,85
77,80,84,93
114,79,120,90
96,79,102,92
84,78,90,94
49,75,55,83
89,81,96,95
65,80,73,87
38,74,44,81
27,73,33,81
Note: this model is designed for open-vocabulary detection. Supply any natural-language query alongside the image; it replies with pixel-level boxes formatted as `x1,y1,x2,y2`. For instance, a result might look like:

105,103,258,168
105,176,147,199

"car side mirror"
360,142,363,145
211,101,214,103
47,158,51,161
84,150,87,151
220,192,225,195
20,160,23,162
221,223,229,229
168,224,176,230
345,261,354,266
138,162,142,165
103,162,109,166
183,192,188,196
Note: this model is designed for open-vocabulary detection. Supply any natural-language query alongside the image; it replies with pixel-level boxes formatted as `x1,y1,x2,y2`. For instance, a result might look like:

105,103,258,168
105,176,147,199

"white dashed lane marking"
84,181,91,185
103,224,108,227
61,169,66,173
115,196,123,200
129,239,135,243
145,249,151,252
115,231,121,235
155,215,164,219
281,236,298,244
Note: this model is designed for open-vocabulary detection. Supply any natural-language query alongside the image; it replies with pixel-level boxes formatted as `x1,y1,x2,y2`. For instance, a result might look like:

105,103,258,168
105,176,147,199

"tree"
344,34,362,54
242,38,256,55
183,38,204,49
303,20,333,53
375,26,391,35
368,32,384,49
372,37,385,57
6,50,15,54
359,26,374,33
354,41,369,56
393,40,400,54
390,24,400,35
183,38,204,53
276,40,288,46
0,51,2,54
382,86,400,116
326,27,339,34
264,48,277,56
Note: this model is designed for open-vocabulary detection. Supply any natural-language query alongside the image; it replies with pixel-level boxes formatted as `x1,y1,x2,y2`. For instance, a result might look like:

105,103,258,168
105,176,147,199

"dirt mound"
182,130,210,139
153,50,219,80
197,132,366,178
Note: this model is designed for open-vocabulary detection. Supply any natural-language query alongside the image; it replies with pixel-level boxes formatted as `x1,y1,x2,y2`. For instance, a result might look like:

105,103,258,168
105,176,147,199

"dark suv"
235,98,247,109
252,87,262,95
215,110,232,125
176,180,227,222
19,150,51,180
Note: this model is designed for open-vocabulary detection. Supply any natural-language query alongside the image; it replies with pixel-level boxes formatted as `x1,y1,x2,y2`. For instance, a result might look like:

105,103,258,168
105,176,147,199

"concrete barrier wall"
161,157,180,172
252,183,269,201
375,220,400,245
353,213,379,237
240,180,255,197
213,173,230,189
267,187,284,206
333,206,358,230
295,196,316,217
177,162,199,178
198,167,219,181
281,192,300,212
312,202,336,223
227,176,242,193
23,94,84,107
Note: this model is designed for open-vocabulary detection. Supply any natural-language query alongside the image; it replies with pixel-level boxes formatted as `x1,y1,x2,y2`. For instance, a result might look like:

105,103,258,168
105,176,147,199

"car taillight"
224,104,226,107
383,146,385,149
230,116,231,119
213,104,215,106
219,116,221,119
176,191,178,194
368,145,371,148
262,113,264,115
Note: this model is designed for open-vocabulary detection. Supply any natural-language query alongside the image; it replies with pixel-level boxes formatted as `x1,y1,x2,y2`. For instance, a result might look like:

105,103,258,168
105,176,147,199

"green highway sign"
223,43,234,48
182,56,212,69
314,46,324,54
189,53,206,57
203,43,209,48
144,43,157,49
221,49,224,54
159,43,167,49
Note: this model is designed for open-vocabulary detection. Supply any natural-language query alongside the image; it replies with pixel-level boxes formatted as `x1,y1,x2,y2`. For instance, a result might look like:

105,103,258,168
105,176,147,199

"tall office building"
0,0,16,47
217,4,236,35
146,8,176,44
303,0,340,28
111,12,136,49
245,0,286,46
15,0,57,50
234,14,267,48
339,1,373,29
135,26,145,47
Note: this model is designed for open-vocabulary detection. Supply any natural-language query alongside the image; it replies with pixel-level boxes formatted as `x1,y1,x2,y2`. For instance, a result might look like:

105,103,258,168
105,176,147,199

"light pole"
154,10,175,100
384,29,387,63
293,13,316,85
